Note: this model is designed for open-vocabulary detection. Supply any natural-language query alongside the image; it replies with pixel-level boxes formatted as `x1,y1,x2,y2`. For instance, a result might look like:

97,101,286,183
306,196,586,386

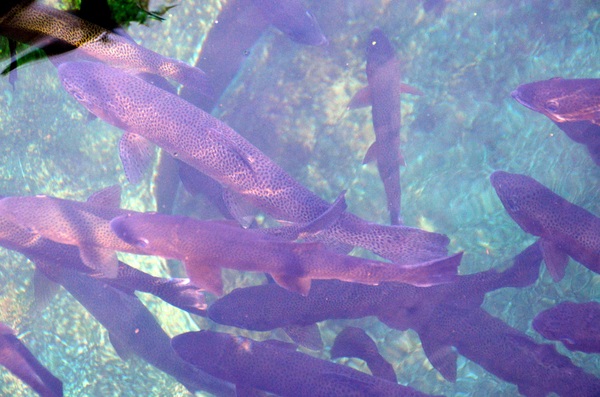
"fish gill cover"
0,0,599,396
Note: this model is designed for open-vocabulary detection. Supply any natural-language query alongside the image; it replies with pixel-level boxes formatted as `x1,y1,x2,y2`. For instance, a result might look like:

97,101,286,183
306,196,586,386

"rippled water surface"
0,0,599,396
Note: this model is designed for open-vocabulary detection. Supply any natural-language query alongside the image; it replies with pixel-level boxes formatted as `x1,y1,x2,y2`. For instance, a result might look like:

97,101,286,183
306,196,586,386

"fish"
0,186,139,278
0,323,63,397
331,326,397,383
0,206,207,315
349,28,423,225
511,78,600,125
171,330,438,397
110,212,462,295
490,170,600,280
533,301,600,354
0,216,233,395
57,60,451,265
0,2,211,104
207,242,543,379
512,78,600,166
251,0,328,46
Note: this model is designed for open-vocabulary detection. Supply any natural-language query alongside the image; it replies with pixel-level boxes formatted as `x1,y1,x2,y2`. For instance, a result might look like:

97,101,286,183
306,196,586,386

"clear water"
0,0,599,396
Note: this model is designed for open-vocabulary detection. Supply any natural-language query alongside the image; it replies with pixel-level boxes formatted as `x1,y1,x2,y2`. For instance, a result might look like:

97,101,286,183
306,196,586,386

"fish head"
109,213,185,259
512,78,594,123
366,28,396,72
289,10,328,46
171,330,233,370
57,61,130,130
489,171,547,235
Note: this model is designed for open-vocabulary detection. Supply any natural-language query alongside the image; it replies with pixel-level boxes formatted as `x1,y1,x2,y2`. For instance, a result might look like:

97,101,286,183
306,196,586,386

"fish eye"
135,238,149,249
544,100,559,113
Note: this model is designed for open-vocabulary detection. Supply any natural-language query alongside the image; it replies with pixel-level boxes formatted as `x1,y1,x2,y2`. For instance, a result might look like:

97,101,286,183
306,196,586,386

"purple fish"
57,60,450,266
0,186,138,277
171,330,438,397
490,170,600,280
110,212,462,295
533,301,600,354
0,216,232,395
349,28,423,225
251,0,328,46
0,323,63,397
512,78,600,125
512,78,600,166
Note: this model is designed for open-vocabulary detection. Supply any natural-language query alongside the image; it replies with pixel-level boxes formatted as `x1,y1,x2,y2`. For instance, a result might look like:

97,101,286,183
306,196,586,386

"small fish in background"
331,326,397,383
0,323,63,397
251,0,328,46
171,330,439,397
512,78,600,165
533,301,600,354
58,60,452,266
110,212,462,296
490,170,600,280
349,28,423,225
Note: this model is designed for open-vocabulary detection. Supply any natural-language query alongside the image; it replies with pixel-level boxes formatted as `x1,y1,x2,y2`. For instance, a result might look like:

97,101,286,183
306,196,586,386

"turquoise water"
0,0,599,395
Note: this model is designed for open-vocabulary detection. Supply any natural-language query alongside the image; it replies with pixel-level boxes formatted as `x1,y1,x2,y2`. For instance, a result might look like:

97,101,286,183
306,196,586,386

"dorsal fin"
87,185,122,208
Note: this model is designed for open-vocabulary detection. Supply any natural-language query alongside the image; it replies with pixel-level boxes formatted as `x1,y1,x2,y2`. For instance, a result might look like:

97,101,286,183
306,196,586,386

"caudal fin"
396,252,463,287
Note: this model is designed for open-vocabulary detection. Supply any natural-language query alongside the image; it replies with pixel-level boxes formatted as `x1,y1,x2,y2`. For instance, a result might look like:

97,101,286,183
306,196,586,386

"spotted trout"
58,60,450,265
490,170,600,280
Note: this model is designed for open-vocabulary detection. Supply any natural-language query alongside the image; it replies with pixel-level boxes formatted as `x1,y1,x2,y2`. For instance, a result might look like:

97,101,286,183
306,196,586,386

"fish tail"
399,252,463,287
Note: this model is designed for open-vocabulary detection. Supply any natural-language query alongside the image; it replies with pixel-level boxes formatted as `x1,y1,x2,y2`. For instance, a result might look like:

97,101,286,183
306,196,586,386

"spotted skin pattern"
490,171,600,278
58,61,450,265
110,212,461,296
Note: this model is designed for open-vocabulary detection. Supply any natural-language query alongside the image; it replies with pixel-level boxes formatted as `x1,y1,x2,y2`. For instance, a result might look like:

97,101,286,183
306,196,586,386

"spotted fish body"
0,186,139,277
0,3,210,96
512,78,600,124
110,212,461,296
490,170,600,280
533,301,600,354
58,61,450,265
171,330,438,397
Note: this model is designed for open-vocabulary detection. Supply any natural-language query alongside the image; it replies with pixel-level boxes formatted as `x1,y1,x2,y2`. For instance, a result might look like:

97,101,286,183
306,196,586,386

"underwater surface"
0,0,599,395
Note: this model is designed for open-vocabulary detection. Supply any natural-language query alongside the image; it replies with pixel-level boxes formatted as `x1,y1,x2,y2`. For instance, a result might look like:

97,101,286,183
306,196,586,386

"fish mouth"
510,90,537,111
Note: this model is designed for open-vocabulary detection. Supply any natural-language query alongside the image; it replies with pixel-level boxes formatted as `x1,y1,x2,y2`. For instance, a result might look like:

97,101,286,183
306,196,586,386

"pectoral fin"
539,239,569,281
421,335,457,382
79,246,119,278
32,267,61,312
271,274,312,296
363,141,378,164
347,86,372,109
119,132,155,184
283,324,323,351
222,189,257,228
109,332,134,361
183,260,224,296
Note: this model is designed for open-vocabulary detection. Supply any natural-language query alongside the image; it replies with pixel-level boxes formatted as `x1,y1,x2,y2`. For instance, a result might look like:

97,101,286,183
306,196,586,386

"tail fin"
397,252,463,287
